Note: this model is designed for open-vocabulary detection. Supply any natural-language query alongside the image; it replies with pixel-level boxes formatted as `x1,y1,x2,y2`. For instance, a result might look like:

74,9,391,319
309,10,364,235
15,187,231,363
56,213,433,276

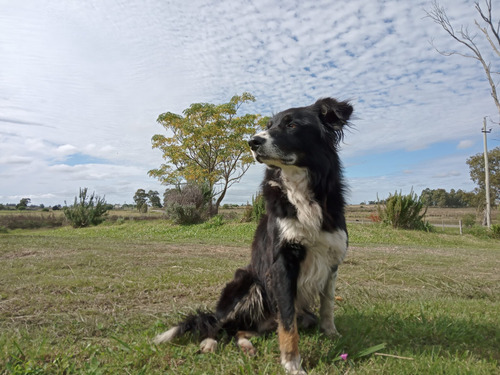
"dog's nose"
248,136,265,151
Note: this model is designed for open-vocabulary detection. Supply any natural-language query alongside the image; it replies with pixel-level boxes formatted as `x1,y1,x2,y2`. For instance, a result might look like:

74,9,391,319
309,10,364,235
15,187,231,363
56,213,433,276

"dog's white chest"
275,166,348,307
296,228,347,307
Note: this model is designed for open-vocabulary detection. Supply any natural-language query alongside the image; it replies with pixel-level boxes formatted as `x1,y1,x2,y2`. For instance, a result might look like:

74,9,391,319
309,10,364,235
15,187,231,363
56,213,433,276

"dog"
154,97,353,374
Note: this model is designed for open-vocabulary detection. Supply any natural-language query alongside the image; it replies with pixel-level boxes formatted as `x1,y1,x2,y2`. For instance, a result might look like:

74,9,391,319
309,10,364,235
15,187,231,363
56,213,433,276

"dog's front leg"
271,247,306,375
319,265,340,337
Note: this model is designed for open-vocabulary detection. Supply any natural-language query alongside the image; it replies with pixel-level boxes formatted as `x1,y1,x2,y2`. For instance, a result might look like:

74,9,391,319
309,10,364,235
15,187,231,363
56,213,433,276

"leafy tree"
16,198,31,210
63,188,108,228
147,190,162,208
133,189,148,212
466,146,500,205
149,92,267,215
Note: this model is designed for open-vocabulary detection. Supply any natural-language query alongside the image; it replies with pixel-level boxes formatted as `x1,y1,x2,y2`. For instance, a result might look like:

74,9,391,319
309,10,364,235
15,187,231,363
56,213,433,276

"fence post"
459,220,463,235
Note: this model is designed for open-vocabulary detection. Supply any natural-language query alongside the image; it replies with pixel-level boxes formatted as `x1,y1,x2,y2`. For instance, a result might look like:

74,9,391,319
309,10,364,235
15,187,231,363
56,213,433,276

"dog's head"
248,98,353,168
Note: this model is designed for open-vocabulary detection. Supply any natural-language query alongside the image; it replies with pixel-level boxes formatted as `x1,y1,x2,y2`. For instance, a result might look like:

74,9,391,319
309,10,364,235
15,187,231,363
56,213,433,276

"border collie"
154,98,353,374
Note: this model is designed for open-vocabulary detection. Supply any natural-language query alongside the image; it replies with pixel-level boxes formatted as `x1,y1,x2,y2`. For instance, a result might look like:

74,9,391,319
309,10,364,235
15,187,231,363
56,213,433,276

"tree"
147,190,162,208
149,92,267,215
133,189,148,212
420,187,478,207
425,0,500,119
16,198,31,210
466,146,500,205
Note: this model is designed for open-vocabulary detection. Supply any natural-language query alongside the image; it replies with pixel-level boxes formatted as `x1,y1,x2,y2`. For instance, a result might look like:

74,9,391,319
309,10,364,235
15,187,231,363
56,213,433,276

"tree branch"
425,0,500,118
475,0,500,55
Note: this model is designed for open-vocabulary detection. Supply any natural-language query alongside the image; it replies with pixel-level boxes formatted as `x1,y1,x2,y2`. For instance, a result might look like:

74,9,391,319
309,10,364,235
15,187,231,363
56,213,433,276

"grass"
0,220,499,374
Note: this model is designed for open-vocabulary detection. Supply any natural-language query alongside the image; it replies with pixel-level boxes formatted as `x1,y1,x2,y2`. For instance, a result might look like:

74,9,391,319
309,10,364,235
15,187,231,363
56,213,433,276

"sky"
1,0,499,207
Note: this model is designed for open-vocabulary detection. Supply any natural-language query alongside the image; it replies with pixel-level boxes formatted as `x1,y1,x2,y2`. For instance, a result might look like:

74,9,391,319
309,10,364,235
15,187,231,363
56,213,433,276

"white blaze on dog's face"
248,127,298,167
248,98,352,169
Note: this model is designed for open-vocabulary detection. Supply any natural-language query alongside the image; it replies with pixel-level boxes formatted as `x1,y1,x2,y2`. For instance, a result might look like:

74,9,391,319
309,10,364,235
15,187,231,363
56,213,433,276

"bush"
165,203,203,225
491,224,500,239
466,224,500,240
164,183,210,225
203,214,225,229
63,188,109,228
377,189,430,231
242,193,266,222
462,213,476,228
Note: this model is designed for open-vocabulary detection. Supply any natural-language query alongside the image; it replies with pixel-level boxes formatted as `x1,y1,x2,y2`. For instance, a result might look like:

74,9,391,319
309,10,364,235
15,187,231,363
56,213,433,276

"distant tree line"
365,188,489,208
419,188,479,208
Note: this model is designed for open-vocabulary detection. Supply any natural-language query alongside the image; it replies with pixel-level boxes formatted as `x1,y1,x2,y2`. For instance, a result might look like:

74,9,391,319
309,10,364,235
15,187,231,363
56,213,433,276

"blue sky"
0,0,499,206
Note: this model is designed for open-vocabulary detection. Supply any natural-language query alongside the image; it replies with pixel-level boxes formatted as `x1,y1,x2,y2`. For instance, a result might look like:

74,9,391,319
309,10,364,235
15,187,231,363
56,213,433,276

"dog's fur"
154,98,353,374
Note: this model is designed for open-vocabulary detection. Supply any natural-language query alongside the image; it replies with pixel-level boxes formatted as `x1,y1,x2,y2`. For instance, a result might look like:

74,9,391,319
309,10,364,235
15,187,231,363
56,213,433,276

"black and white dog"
154,98,353,374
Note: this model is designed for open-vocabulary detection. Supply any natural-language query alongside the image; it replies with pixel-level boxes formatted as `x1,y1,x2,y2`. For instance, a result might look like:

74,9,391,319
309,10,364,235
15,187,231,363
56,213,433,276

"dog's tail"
154,267,270,345
153,310,218,345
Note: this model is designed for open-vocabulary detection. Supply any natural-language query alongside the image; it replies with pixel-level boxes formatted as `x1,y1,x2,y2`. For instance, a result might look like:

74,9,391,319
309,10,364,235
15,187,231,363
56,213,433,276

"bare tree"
425,0,500,118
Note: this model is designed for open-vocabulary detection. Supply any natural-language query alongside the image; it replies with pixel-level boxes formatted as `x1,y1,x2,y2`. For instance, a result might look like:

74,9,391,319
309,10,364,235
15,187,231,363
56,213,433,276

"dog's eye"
287,123,297,129
266,121,273,129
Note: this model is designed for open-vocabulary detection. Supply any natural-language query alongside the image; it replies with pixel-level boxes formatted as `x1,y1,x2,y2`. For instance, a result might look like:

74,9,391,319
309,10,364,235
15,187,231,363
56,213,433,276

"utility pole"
482,117,491,229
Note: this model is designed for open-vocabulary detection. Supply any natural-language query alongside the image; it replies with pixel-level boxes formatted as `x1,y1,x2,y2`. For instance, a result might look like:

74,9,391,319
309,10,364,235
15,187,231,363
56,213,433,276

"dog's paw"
320,322,341,338
237,337,257,356
283,362,307,375
282,355,306,374
320,319,342,339
199,338,217,353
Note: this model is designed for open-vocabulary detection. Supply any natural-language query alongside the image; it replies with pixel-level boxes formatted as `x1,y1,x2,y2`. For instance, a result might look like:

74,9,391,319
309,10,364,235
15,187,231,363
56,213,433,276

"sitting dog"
154,98,353,374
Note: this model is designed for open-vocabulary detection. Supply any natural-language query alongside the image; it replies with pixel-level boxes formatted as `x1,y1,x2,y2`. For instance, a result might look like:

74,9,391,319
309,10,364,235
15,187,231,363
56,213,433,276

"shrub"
165,203,202,225
164,183,210,225
377,189,430,231
242,193,266,222
491,224,500,239
462,213,476,228
203,214,225,229
63,188,109,228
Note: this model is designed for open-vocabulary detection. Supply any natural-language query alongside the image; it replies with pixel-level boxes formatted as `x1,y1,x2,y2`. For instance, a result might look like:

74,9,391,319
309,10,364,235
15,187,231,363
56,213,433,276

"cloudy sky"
1,0,499,207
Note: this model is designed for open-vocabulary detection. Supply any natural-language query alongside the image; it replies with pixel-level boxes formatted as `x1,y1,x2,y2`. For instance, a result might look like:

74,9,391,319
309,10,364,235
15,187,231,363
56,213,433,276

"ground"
0,219,499,374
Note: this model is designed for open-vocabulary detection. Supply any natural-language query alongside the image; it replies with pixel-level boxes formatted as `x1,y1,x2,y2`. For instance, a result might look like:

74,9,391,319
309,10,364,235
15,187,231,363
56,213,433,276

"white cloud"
457,140,474,149
0,156,33,165
0,0,498,206
56,144,78,156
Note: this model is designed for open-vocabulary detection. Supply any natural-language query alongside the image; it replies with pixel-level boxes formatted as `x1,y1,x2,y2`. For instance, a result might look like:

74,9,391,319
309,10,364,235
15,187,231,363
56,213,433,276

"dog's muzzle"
248,135,266,152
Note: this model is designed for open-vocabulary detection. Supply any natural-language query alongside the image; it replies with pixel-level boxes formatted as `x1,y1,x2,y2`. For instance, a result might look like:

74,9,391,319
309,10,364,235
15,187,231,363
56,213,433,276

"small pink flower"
340,353,348,361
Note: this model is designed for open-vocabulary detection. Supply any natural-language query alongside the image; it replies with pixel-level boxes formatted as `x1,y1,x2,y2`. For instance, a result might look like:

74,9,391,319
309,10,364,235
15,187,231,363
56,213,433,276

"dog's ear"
315,98,353,130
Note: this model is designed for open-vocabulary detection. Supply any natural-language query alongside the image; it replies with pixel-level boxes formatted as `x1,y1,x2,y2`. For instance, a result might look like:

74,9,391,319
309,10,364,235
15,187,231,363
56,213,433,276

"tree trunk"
213,186,228,216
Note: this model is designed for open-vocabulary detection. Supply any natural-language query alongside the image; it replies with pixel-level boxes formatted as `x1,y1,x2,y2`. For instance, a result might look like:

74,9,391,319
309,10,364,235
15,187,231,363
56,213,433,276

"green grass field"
0,220,498,374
